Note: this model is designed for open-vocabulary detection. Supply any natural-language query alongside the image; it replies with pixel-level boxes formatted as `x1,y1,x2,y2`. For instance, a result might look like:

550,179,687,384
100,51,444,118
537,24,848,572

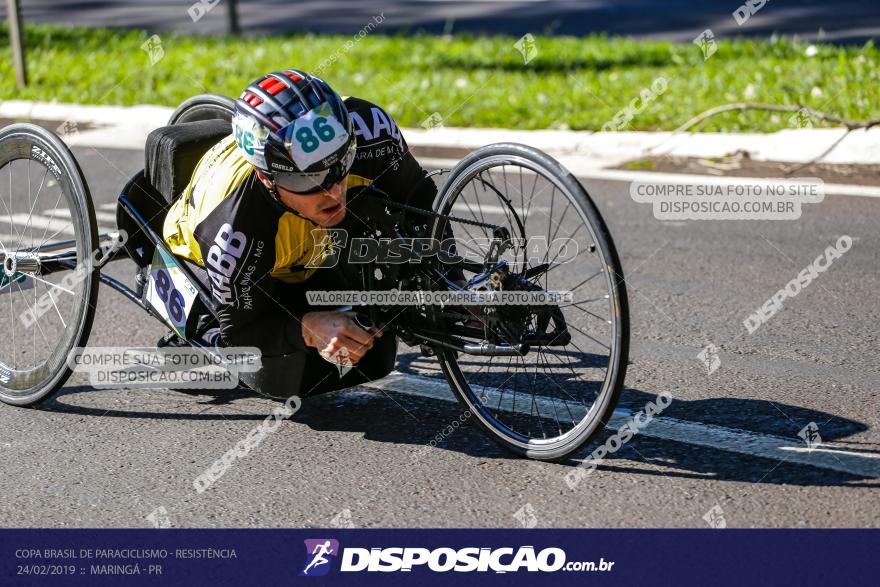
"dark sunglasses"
269,141,356,195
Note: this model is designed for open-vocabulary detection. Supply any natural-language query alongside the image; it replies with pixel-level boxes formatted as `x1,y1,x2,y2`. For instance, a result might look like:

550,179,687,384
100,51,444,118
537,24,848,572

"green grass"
1,23,878,132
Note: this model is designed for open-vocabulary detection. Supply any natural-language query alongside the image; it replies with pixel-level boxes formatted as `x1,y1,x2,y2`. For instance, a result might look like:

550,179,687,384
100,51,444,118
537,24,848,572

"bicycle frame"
15,171,571,361
349,191,572,358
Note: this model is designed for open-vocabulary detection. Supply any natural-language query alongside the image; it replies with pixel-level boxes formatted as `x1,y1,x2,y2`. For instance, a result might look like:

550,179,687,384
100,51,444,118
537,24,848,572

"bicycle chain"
378,196,505,233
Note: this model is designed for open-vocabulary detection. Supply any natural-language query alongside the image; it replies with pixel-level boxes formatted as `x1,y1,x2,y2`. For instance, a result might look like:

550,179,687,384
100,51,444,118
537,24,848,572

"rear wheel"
168,94,234,125
430,143,629,460
0,124,99,406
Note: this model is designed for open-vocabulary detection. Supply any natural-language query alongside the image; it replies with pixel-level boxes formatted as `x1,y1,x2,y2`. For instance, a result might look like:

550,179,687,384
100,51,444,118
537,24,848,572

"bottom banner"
0,529,874,585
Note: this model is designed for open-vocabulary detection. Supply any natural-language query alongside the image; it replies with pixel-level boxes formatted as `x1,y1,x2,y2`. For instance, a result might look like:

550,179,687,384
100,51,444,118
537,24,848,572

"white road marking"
365,370,591,420
0,213,75,236
364,371,880,478
0,211,115,245
44,207,116,224
0,209,115,249
626,414,880,479
0,232,26,248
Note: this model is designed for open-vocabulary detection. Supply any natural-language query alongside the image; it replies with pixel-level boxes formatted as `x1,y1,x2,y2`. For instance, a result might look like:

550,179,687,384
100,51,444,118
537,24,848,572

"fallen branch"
644,102,880,173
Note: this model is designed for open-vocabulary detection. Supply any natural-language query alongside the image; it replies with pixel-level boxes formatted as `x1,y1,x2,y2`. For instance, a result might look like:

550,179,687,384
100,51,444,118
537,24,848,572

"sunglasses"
269,141,357,195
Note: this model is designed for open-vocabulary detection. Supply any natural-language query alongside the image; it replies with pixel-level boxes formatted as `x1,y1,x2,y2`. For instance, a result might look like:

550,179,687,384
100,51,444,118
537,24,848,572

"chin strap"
258,170,303,217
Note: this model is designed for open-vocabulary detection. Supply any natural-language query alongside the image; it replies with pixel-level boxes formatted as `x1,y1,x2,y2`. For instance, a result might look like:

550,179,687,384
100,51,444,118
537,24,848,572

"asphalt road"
0,143,878,529
2,0,879,42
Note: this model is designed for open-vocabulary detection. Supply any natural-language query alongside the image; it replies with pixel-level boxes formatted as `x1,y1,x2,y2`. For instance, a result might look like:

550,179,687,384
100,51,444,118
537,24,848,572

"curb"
404,125,880,167
415,155,880,199
2,100,878,198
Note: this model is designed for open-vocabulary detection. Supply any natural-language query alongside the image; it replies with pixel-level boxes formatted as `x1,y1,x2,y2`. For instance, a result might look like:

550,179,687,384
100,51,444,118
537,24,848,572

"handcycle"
0,94,628,461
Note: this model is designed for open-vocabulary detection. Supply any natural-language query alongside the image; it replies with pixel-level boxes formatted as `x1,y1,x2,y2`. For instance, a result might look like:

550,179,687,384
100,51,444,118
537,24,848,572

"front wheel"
0,124,100,406
430,143,629,461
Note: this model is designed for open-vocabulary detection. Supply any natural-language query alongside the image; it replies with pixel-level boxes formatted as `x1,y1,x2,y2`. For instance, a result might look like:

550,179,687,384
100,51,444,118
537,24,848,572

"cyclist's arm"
213,277,310,356
370,126,437,215
194,210,309,356
368,117,466,281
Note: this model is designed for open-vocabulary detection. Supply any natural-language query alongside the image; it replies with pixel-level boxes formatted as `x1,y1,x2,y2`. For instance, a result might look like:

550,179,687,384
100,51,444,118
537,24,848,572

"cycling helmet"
232,69,356,201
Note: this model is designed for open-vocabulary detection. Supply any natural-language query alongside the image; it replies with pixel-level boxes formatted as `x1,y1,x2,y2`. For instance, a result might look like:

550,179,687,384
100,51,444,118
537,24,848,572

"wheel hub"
3,254,39,277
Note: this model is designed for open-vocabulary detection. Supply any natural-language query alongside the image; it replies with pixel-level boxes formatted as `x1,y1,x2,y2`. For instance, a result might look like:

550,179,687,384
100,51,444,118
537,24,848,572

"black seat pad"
144,119,231,205
118,119,230,267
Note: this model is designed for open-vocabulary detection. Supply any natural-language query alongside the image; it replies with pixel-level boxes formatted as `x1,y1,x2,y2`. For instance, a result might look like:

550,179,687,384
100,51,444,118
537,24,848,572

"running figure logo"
300,539,340,576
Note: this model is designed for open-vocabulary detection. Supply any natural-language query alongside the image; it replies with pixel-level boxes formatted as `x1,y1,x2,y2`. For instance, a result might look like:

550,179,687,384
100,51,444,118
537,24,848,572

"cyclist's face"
273,177,348,226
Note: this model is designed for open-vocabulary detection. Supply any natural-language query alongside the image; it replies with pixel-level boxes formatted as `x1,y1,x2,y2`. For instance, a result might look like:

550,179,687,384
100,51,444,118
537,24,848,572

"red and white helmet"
233,69,356,195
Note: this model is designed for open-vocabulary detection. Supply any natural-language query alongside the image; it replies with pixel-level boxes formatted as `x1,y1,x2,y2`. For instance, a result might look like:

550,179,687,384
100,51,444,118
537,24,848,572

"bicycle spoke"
28,273,75,295
32,272,37,368
495,355,515,417
46,288,67,329
567,321,611,352
544,186,555,259
34,183,66,251
525,354,547,439
21,164,49,253
569,269,603,292
7,262,14,370
559,295,608,308
536,348,565,436
2,160,25,245
544,346,601,406
538,347,576,431
474,173,489,227
15,279,52,353
448,194,491,260
429,148,625,459
523,166,540,222
568,302,611,323
496,165,518,236
518,166,525,221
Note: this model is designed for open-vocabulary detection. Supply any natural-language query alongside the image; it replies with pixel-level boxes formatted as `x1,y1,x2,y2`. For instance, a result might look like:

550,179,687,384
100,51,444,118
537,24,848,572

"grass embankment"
1,24,877,132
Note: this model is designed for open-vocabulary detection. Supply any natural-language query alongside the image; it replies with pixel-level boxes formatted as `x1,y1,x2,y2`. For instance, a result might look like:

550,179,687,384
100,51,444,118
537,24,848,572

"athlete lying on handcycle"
161,69,437,399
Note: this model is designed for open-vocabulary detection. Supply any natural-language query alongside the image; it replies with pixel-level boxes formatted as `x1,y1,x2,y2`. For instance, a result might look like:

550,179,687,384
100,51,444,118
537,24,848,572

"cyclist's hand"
301,310,382,365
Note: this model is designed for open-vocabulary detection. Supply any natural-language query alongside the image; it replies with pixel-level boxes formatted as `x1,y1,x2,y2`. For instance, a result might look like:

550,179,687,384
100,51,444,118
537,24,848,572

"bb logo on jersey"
206,223,248,304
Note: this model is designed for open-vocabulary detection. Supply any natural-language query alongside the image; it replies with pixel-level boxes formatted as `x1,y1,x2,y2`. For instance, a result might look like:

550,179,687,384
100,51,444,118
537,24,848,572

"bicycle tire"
0,124,100,406
168,94,234,125
430,143,629,461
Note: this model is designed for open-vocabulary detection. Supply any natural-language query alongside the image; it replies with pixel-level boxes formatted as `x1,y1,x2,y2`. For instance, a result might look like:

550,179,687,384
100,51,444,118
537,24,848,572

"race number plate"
145,248,198,337
283,103,349,170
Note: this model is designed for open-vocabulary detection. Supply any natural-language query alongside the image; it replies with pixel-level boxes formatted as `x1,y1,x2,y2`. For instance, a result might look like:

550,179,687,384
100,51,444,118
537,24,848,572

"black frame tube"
117,194,217,316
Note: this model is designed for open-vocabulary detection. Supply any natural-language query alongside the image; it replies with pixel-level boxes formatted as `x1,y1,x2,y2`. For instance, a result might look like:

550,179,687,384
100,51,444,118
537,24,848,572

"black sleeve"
194,183,309,357
215,278,309,357
365,114,440,251
359,110,467,280
372,129,437,214
346,98,437,215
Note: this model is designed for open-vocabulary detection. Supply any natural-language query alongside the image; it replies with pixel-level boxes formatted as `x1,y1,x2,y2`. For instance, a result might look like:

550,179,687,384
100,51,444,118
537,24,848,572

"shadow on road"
40,363,877,488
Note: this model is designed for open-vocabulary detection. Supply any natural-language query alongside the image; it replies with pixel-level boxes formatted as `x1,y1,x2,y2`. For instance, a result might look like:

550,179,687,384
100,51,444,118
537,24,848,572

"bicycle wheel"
0,124,100,406
168,94,234,125
429,143,629,461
